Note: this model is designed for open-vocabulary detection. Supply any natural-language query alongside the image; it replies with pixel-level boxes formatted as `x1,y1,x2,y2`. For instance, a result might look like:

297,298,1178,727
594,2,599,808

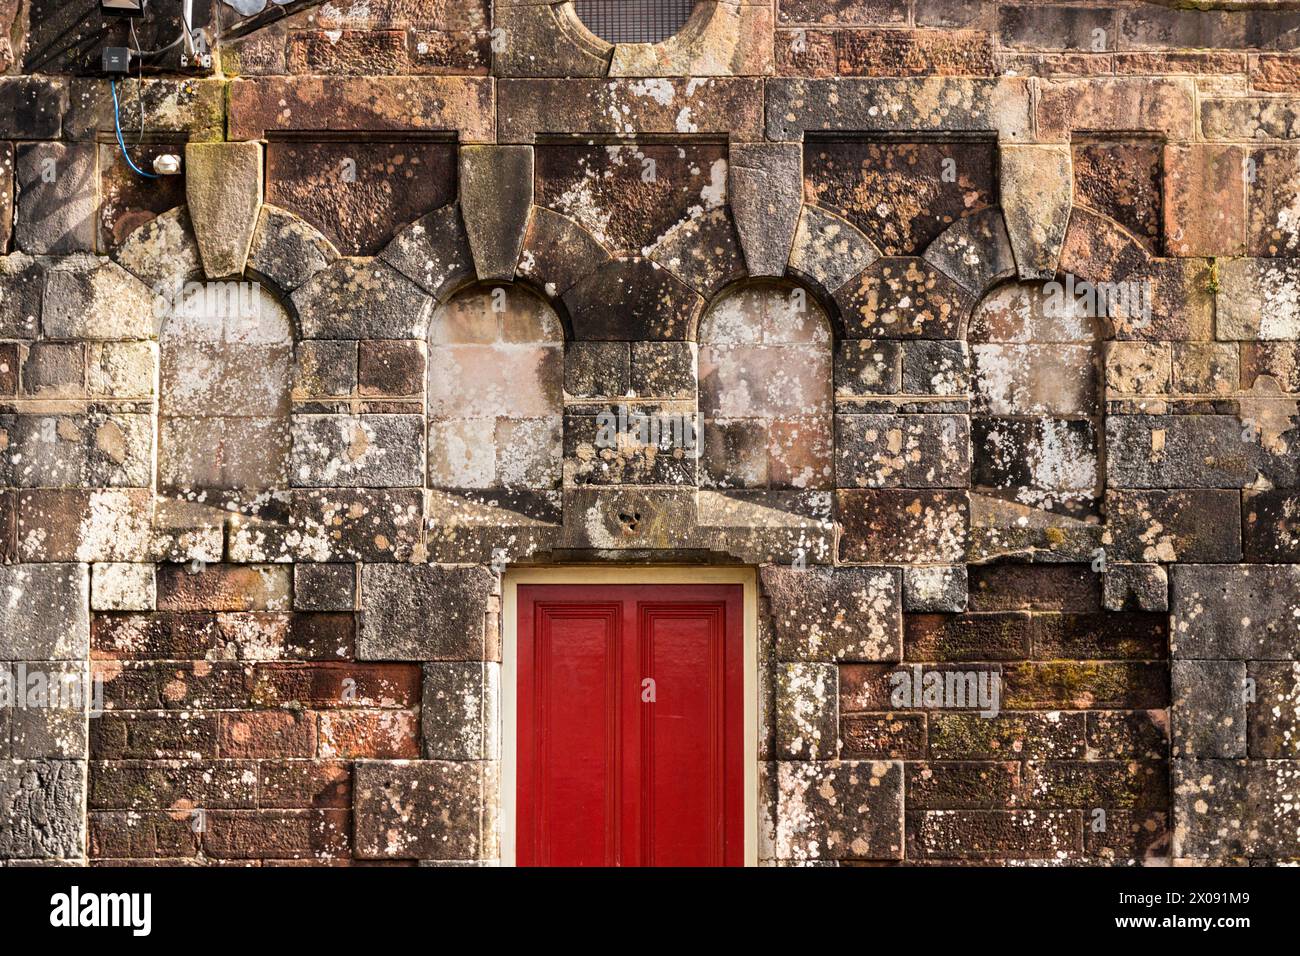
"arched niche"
968,280,1106,519
697,281,833,490
427,283,565,491
157,278,294,497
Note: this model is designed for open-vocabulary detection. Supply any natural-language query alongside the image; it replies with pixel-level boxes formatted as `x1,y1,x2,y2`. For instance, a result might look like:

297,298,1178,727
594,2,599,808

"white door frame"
500,565,760,866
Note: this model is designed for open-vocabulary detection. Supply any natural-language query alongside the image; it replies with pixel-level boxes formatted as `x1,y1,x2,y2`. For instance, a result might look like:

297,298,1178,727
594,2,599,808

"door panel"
641,606,723,866
517,584,744,867
520,605,622,866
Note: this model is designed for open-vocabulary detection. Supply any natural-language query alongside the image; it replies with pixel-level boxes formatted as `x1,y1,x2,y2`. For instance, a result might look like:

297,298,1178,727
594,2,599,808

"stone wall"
1,0,1298,865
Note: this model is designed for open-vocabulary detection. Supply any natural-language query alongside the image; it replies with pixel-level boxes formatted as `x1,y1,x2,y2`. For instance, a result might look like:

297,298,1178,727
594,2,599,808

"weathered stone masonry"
1,0,1299,865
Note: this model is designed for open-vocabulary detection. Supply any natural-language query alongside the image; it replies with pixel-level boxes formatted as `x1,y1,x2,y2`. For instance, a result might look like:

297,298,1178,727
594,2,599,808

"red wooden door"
517,584,744,867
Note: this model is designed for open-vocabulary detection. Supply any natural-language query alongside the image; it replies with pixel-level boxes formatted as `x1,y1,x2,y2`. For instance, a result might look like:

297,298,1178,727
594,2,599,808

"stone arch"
516,205,612,307
697,279,834,490
517,200,739,343
785,203,881,334
114,203,340,339
427,282,565,492
921,207,1020,310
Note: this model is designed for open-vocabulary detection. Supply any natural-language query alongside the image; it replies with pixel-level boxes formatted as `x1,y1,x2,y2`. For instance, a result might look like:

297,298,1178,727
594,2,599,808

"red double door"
516,584,745,867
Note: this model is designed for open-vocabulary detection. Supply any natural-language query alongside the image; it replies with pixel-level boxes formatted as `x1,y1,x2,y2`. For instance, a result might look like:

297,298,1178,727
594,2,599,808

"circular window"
574,0,698,44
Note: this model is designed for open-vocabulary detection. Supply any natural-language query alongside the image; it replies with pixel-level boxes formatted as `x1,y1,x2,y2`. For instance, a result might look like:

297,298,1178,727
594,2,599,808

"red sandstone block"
266,141,456,258
287,30,409,76
90,712,220,760
92,612,221,659
835,29,994,77
202,809,350,861
1241,341,1300,392
89,760,259,810
95,660,254,711
155,811,206,858
229,76,495,143
317,709,419,758
994,52,1110,77
1031,613,1168,660
1085,710,1168,760
914,0,987,29
1163,145,1247,257
775,28,837,77
410,30,490,75
90,811,157,860
1245,146,1300,257
218,710,317,759
156,563,291,613
968,564,1101,613
16,489,153,562
839,662,1001,712
159,662,254,710
1038,77,1195,142
777,0,908,26
1116,52,1246,76
839,712,927,759
929,711,1087,760
314,0,489,30
1251,53,1300,92
836,490,969,564
358,339,427,397
93,661,161,710
286,613,356,660
249,661,420,708
1084,809,1169,861
838,663,896,713
1002,662,1169,710
213,612,292,656
259,760,351,809
1024,760,1169,810
997,4,1115,52
904,613,1034,661
89,811,202,860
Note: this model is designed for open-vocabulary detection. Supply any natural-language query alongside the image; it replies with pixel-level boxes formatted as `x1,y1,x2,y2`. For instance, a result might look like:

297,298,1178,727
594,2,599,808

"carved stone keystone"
999,144,1072,280
729,142,802,278
459,145,534,282
184,141,264,279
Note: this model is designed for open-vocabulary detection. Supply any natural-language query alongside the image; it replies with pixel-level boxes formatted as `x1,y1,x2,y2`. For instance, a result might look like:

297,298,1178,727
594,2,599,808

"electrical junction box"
102,47,132,74
101,0,145,15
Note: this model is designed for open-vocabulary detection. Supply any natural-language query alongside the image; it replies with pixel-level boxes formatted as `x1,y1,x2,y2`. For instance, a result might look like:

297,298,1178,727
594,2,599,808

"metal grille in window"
574,0,697,44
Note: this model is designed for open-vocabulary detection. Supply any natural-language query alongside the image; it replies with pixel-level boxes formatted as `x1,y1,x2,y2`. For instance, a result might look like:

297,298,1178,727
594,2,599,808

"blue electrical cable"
111,79,159,179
